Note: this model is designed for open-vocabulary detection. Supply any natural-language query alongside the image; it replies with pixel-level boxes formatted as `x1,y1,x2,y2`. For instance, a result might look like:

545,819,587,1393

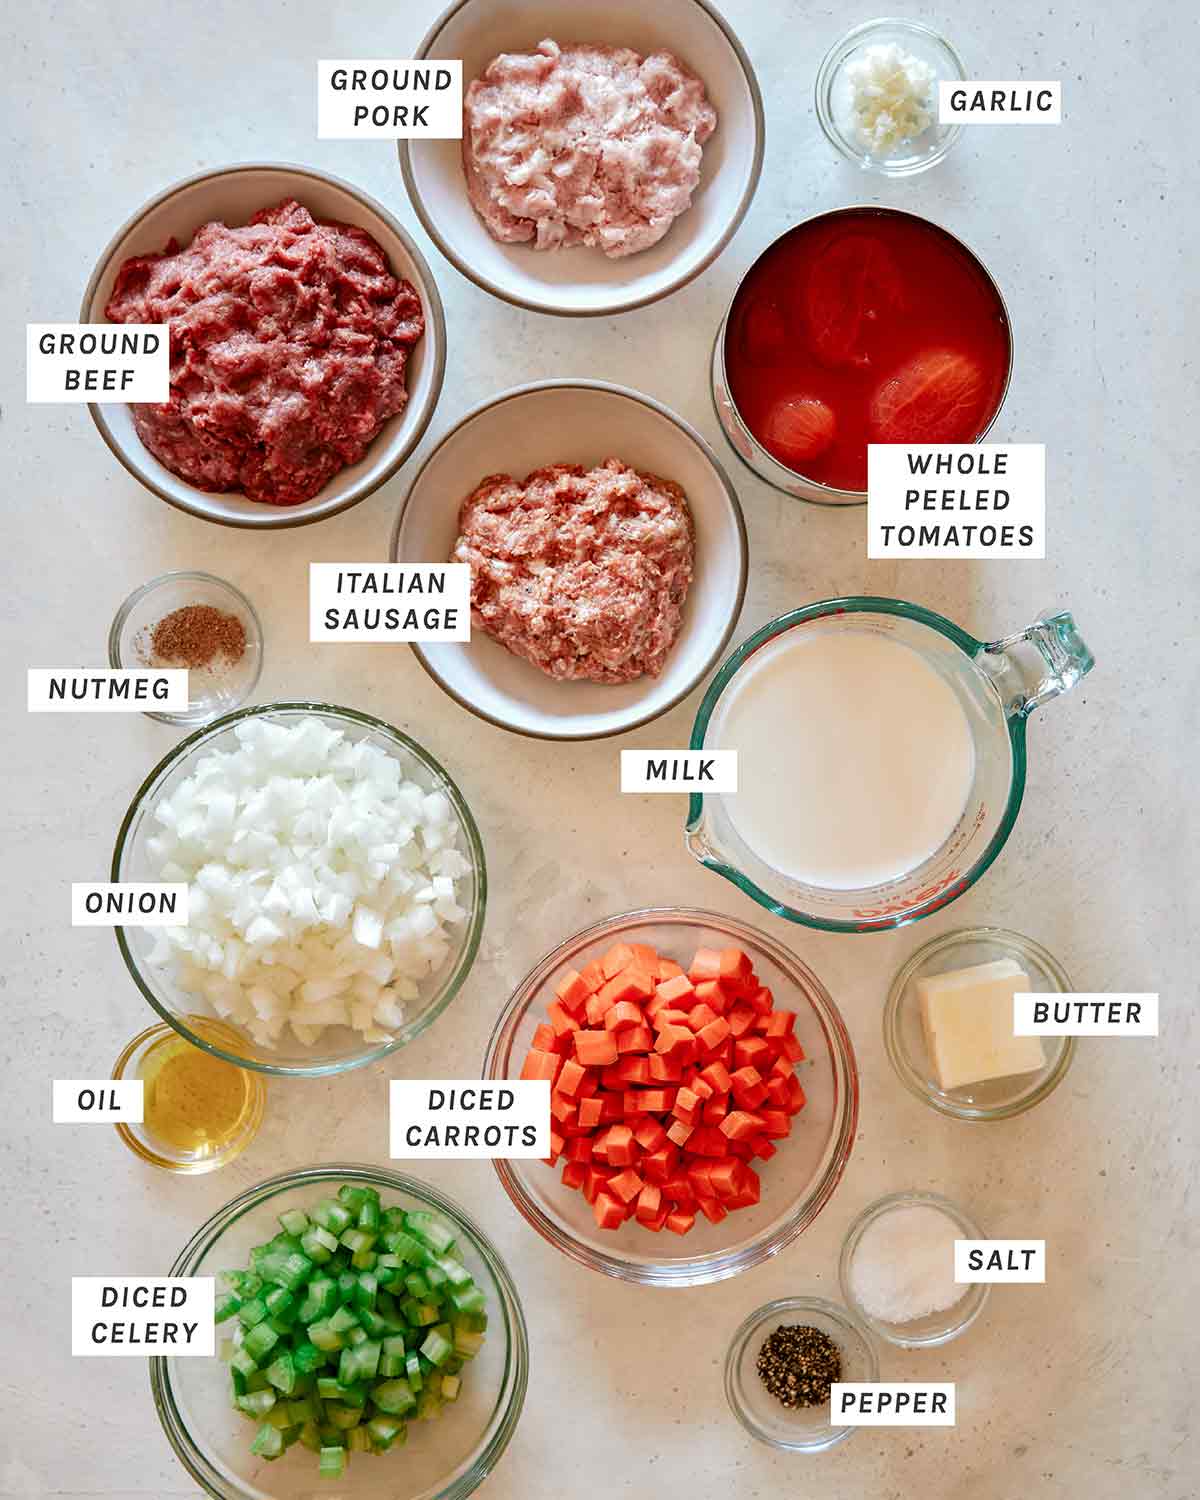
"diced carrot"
697,1017,732,1052
630,942,660,970
554,968,591,1014
521,1048,562,1085
647,1053,683,1083
672,1086,701,1123
633,1119,668,1152
734,1037,773,1071
652,1008,692,1032
582,1165,615,1204
617,1024,654,1054
719,1109,764,1141
603,999,644,1032
575,1030,618,1067
661,1173,696,1204
641,1209,669,1232
763,1009,796,1038
599,968,655,1007
641,1146,677,1183
666,1119,694,1148
567,1136,594,1162
701,1093,729,1124
545,1130,564,1166
786,1076,807,1114
547,1000,580,1039
631,1088,676,1114
577,1097,603,1130
750,1135,777,1161
579,958,607,993
699,1060,733,1094
635,1183,663,1222
550,1092,577,1124
719,946,753,985
654,1025,693,1057
601,943,636,979
614,1055,651,1085
688,1073,714,1102
665,1211,696,1236
655,973,696,1006
556,1058,586,1097
781,1034,806,1063
688,1126,730,1158
692,979,726,1015
699,1196,728,1225
730,1066,768,1109
608,1168,645,1205
758,1109,792,1138
585,992,615,1027
746,985,774,1016
657,957,686,981
707,1159,742,1199
688,947,723,982
605,1124,635,1167
531,1023,557,1052
765,1076,790,1109
685,1003,719,1033
593,1191,625,1230
599,1095,624,1123
728,1005,756,1037
687,1161,717,1197
561,1160,587,1191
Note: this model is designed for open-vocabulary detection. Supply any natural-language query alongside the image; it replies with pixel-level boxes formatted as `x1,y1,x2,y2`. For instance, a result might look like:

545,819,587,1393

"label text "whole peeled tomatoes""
868,444,1045,559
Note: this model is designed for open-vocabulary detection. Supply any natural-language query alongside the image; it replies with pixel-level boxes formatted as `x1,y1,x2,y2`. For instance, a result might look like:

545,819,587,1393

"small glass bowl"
109,570,263,726
840,1190,989,1347
112,1016,266,1173
814,18,966,177
885,927,1076,1120
483,908,859,1287
725,1296,878,1452
154,1164,528,1500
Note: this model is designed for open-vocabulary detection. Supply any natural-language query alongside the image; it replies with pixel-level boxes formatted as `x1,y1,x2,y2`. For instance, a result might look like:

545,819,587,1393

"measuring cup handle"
978,610,1095,718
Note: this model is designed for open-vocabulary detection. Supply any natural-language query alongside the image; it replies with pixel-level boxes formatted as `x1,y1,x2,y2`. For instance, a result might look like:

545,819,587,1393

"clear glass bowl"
839,1190,989,1347
112,703,487,1077
482,908,859,1287
109,570,264,726
153,1164,528,1500
112,1017,266,1172
885,927,1076,1120
724,1296,878,1452
814,18,966,177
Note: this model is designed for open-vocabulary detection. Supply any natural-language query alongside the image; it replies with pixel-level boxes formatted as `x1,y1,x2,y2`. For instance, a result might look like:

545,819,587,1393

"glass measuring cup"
686,597,1094,932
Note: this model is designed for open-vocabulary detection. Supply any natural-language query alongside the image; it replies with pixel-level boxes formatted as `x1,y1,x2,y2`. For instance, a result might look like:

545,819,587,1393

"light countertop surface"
2,1,1195,1496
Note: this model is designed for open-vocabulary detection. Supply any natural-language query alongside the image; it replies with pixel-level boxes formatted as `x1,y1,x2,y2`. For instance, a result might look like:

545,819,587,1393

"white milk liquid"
715,628,975,889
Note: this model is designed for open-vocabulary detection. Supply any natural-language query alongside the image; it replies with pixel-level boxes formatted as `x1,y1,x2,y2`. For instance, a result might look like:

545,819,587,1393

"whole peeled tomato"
803,232,905,369
738,296,789,366
869,349,987,443
760,396,836,470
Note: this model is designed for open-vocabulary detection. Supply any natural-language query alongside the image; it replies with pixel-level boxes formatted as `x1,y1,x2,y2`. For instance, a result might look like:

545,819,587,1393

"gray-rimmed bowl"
82,162,446,528
400,0,764,316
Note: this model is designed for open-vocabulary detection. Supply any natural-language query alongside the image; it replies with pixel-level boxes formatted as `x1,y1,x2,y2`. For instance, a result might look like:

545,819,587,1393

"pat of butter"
917,959,1046,1091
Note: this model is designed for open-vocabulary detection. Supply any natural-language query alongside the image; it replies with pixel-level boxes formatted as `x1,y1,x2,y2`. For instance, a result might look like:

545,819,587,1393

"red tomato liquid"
724,209,1012,492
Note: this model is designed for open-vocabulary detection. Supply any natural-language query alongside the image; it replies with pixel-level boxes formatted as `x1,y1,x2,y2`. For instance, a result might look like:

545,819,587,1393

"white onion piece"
143,717,472,1048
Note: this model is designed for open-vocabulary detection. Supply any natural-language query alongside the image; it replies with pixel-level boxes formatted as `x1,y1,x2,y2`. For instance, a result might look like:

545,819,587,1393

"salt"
849,1204,963,1323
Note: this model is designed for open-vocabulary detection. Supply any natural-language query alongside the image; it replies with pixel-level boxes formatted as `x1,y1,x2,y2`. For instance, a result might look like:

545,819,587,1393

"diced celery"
299,1420,323,1453
237,1297,269,1330
246,1370,272,1393
356,1341,381,1380
371,1378,416,1416
312,1199,353,1236
405,1352,423,1391
357,1309,387,1339
346,1326,368,1349
215,1292,242,1323
379,1353,404,1378
251,1424,283,1459
367,1414,406,1451
264,1403,294,1431
450,1284,486,1316
302,1225,339,1265
318,1445,346,1478
436,1255,473,1288
328,1304,359,1334
337,1185,369,1214
351,1248,377,1272
347,1425,371,1452
298,1278,338,1324
404,1211,455,1255
358,1197,381,1233
243,1322,280,1364
288,1396,316,1424
325,1402,362,1431
382,1229,423,1262
265,1352,296,1395
404,1273,430,1300
442,1374,461,1401
236,1390,277,1418
230,1346,259,1381
279,1209,310,1237
420,1329,453,1368
353,1273,378,1313
340,1228,376,1256
307,1320,343,1353
417,1388,443,1421
293,1341,327,1375
453,1328,485,1360
265,1288,296,1322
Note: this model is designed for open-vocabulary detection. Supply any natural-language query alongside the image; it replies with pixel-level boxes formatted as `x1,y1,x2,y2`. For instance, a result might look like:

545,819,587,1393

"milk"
713,628,975,889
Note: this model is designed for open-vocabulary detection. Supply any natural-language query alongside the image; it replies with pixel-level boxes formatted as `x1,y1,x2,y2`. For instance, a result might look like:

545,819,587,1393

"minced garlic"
845,42,936,154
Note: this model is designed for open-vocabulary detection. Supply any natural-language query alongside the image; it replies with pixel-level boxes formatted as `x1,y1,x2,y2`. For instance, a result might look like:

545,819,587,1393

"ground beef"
452,458,695,683
104,199,424,505
463,39,717,259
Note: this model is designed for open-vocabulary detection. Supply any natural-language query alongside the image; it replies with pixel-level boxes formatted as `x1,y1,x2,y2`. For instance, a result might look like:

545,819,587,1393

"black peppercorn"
755,1323,842,1408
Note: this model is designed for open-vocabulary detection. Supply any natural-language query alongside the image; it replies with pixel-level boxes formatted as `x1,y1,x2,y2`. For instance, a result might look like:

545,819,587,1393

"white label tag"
620,750,738,793
72,883,189,927
389,1080,550,1158
27,323,169,403
28,668,189,712
955,1238,1045,1283
832,1382,956,1426
53,1080,144,1123
309,564,471,642
938,81,1062,123
317,59,463,138
868,444,1045,559
72,1277,215,1356
1013,992,1158,1036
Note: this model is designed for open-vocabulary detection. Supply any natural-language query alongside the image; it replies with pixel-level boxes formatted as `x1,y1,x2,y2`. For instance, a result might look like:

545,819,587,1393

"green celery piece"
230,1346,258,1381
311,1199,353,1236
293,1340,327,1374
214,1291,242,1323
345,1326,367,1348
330,1248,352,1272
420,1329,453,1368
250,1424,283,1460
357,1198,381,1234
337,1185,369,1214
455,1303,488,1332
288,1396,316,1424
404,1211,455,1255
356,1309,387,1339
245,1370,272,1393
378,1353,405,1378
275,1252,315,1292
281,1425,302,1449
381,1334,407,1357
382,1229,423,1263
243,1322,280,1364
317,1377,349,1401
279,1209,310,1237
265,1352,296,1395
237,1297,269,1330
347,1425,371,1453
307,1321,343,1353
298,1278,338,1324
366,1414,406,1451
340,1228,376,1256
417,1388,443,1421
351,1248,377,1272
318,1426,346,1447
450,1284,486,1317
353,1274,378,1313
424,1263,448,1292
325,1402,361,1431
318,1446,346,1478
299,1421,322,1453
442,1374,461,1401
355,1341,381,1380
221,1269,261,1296
404,1273,430,1300
336,1272,358,1305
405,1352,423,1391
301,1225,338,1265
454,1327,485,1359
236,1389,276,1418
230,1367,248,1399
337,1348,359,1388
371,1378,416,1416
264,1287,295,1321
436,1255,472,1288
264,1404,294,1431
328,1304,359,1335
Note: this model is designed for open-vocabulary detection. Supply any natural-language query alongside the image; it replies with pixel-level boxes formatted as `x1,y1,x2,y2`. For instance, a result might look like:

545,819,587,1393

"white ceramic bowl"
391,380,748,740
81,163,446,529
399,0,764,316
